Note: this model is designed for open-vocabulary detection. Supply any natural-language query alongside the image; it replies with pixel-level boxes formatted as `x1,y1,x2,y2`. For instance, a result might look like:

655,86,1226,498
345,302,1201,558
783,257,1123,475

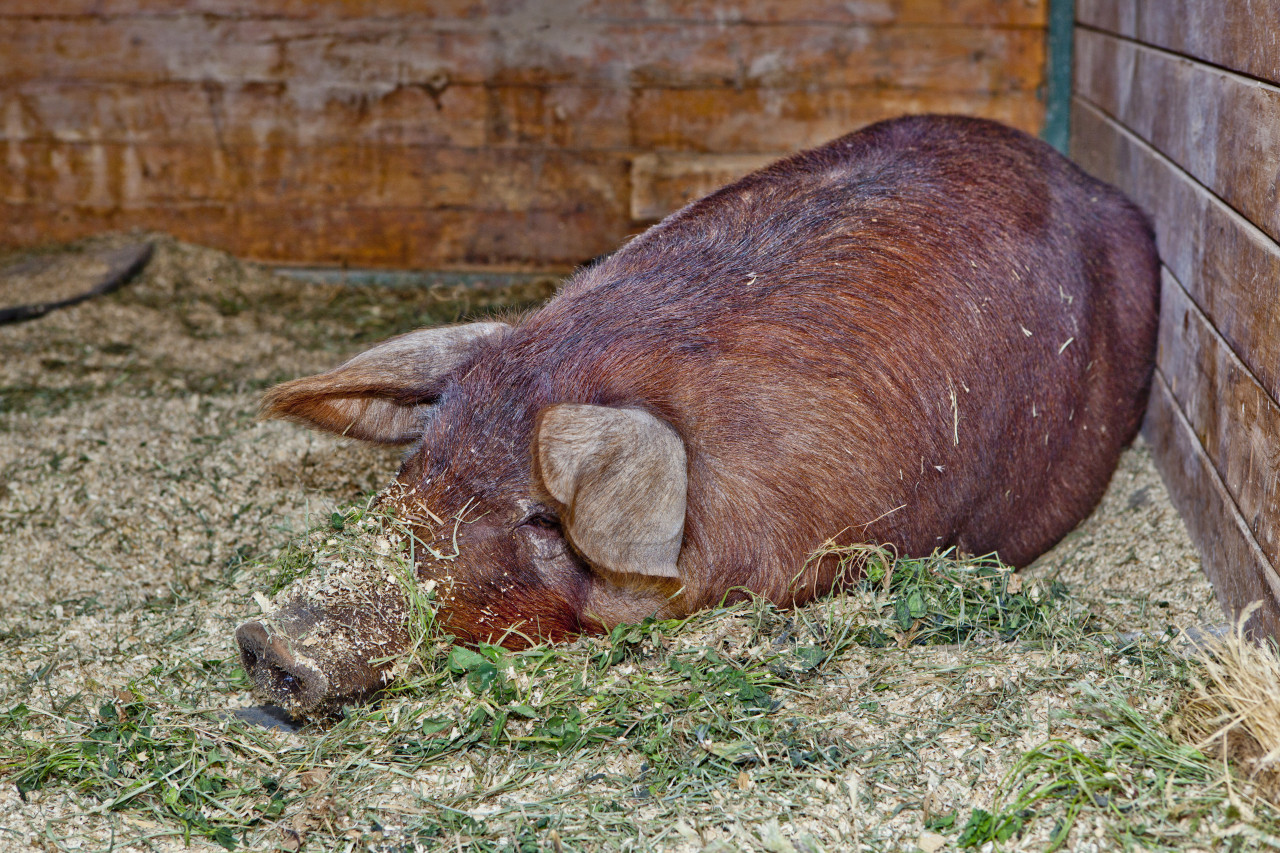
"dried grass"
1173,605,1280,805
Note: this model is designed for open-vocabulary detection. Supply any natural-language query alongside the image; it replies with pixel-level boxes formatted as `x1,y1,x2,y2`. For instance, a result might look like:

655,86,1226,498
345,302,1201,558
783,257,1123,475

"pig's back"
520,114,1158,603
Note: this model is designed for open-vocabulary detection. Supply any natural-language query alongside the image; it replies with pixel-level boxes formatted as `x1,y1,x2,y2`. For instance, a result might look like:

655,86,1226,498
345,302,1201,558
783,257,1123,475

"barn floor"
0,234,1266,852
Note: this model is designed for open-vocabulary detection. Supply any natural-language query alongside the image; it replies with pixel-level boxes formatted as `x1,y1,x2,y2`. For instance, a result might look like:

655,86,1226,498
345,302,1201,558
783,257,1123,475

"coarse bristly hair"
247,114,1160,715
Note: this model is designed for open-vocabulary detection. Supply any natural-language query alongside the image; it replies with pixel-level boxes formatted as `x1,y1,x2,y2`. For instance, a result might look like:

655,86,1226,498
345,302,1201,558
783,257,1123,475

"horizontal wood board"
1074,27,1280,246
0,19,1046,91
0,204,632,269
1077,0,1280,84
1070,102,1280,405
1157,270,1280,576
0,1,1049,26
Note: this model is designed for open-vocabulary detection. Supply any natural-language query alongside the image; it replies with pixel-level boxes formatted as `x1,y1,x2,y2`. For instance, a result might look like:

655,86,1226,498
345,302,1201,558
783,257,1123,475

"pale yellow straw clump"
1178,603,1280,801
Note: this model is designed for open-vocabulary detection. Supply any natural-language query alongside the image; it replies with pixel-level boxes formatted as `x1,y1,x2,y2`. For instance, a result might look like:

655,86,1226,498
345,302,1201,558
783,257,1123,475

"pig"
236,114,1159,718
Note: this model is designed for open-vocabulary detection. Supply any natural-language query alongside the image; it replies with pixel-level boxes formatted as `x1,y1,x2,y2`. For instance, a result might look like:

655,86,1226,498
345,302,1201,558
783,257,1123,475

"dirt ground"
0,233,1229,851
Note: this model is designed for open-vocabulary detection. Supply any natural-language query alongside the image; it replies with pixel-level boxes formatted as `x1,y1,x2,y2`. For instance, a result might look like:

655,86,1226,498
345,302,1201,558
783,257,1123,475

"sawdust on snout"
0,234,1226,852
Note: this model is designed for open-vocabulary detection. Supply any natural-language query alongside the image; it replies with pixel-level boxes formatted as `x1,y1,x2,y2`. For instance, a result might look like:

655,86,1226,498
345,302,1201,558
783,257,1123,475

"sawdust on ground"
0,234,1221,852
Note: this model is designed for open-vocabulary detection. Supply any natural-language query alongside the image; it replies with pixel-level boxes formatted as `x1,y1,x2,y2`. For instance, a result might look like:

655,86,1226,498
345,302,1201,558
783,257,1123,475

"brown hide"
241,115,1159,716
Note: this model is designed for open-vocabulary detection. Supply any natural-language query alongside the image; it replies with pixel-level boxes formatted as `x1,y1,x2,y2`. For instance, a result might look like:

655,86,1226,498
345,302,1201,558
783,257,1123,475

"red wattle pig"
236,115,1159,717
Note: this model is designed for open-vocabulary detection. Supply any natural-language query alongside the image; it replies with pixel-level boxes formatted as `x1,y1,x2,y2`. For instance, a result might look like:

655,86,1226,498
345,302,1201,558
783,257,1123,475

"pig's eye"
520,511,561,532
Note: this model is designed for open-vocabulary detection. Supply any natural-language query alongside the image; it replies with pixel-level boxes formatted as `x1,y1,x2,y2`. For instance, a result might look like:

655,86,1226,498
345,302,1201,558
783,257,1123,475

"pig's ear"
534,405,687,580
260,321,509,444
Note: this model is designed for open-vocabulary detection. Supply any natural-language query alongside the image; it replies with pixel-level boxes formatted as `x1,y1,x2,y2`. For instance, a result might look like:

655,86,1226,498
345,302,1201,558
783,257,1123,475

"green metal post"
1042,0,1075,153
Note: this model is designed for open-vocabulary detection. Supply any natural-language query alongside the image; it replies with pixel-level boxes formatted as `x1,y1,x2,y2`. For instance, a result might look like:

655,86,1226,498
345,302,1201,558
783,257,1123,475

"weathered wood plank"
1158,270,1280,572
1076,0,1137,38
0,141,632,214
1144,375,1280,639
0,1,489,16
1074,27,1280,251
632,87,1045,151
486,86,632,149
0,203,621,269
0,203,242,261
1070,100,1280,407
727,24,1044,92
0,0,1048,26
586,0,1044,24
0,17,1045,92
580,0,1049,25
0,17,488,86
1136,1,1280,85
1079,0,1280,85
0,81,490,149
0,81,1044,152
629,152,778,221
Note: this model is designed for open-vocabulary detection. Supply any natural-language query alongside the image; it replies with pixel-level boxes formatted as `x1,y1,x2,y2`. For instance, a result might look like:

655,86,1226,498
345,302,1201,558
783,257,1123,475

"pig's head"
237,321,690,717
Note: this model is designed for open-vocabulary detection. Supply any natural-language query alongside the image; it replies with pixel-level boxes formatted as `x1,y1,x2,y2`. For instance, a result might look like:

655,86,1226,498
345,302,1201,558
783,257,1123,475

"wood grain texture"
1074,27,1280,245
629,152,778,221
0,0,490,16
0,17,1044,92
0,81,490,148
1078,0,1280,85
1071,100,1280,405
0,1,1050,266
1158,270,1280,573
0,81,1044,154
0,203,629,269
0,0,1048,26
1145,375,1280,639
486,86,632,149
574,0,1048,25
1075,0,1136,37
631,87,1045,153
1,141,631,213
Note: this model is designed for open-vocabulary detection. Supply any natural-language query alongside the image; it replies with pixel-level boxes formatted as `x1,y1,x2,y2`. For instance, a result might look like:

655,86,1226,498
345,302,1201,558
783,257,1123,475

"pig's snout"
236,620,329,714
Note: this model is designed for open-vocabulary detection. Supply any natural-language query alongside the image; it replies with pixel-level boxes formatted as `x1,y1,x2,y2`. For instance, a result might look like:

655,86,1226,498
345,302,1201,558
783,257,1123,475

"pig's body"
238,115,1159,716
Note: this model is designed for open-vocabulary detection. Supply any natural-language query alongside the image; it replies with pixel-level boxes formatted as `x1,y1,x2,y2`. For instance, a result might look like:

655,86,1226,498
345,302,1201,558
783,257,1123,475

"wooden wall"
1070,0,1280,636
1,1,1048,270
